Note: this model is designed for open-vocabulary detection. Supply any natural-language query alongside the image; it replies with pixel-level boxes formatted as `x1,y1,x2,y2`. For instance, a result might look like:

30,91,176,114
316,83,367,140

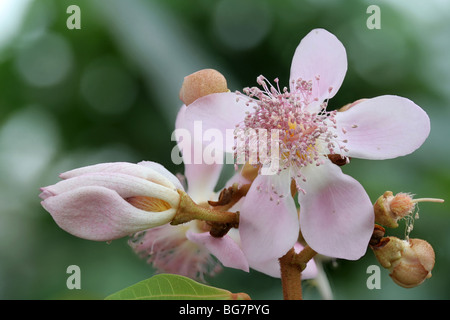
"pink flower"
175,95,318,280
182,28,430,268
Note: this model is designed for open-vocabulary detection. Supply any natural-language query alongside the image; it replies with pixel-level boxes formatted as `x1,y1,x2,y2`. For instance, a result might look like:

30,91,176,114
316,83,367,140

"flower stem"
412,198,444,204
171,190,239,225
279,248,303,300
279,245,317,300
208,183,251,211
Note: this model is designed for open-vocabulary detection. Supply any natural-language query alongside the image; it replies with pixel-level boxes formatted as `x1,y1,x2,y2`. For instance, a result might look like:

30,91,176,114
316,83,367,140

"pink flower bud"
179,69,228,106
40,162,183,241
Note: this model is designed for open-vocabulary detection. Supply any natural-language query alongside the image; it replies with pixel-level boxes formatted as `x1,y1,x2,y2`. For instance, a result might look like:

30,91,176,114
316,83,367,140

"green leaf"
105,274,251,300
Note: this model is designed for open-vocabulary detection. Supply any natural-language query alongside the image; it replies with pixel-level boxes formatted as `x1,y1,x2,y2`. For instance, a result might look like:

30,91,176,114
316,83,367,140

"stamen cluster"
234,76,344,176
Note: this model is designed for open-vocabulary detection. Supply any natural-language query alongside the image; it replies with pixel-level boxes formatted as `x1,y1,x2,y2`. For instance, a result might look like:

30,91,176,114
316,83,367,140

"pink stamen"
234,76,347,183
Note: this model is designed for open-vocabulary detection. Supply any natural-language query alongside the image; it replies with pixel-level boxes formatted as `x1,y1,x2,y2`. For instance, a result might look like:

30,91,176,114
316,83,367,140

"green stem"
171,190,239,226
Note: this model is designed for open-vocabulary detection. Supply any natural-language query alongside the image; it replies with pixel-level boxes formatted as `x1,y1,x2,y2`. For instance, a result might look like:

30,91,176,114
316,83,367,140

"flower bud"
40,161,183,241
374,191,444,228
179,69,228,106
371,236,435,288
374,191,411,228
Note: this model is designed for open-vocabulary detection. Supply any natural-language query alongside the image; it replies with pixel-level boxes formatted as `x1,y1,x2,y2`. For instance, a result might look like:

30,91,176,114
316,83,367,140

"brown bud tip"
179,69,228,106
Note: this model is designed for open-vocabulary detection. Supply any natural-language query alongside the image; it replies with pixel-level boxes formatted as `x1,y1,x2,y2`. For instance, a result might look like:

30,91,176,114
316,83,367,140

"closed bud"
40,161,184,241
371,236,435,288
179,69,228,106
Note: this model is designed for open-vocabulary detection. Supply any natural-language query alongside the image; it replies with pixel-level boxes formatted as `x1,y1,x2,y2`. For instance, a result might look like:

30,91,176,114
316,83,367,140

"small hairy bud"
374,191,412,228
371,236,435,288
179,69,228,106
374,191,444,228
389,193,416,218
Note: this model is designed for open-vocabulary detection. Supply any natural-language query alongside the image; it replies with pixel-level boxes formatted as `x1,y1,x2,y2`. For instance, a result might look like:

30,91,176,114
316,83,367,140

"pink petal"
60,162,177,189
223,170,252,189
334,95,430,159
249,256,282,278
244,243,318,279
175,104,224,202
297,160,374,260
41,172,180,207
183,92,254,153
290,28,347,103
137,161,184,191
185,163,223,202
186,231,249,272
41,186,177,241
239,171,299,276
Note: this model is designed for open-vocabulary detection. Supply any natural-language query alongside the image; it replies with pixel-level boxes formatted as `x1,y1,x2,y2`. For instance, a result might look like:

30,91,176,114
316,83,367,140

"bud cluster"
370,191,443,288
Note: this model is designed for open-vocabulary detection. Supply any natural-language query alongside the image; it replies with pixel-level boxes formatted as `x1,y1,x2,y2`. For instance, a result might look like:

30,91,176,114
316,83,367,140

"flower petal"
297,160,374,260
239,171,299,276
41,172,180,207
183,92,254,153
41,186,177,241
137,161,184,191
186,231,249,272
60,162,177,189
175,105,223,202
290,28,347,103
334,95,430,159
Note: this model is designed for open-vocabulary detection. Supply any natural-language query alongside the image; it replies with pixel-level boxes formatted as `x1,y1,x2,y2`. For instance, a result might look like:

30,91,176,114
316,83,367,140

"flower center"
234,76,344,177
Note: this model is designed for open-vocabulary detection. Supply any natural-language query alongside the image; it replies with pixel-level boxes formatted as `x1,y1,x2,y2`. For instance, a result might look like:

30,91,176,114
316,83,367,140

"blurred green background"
0,0,449,300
